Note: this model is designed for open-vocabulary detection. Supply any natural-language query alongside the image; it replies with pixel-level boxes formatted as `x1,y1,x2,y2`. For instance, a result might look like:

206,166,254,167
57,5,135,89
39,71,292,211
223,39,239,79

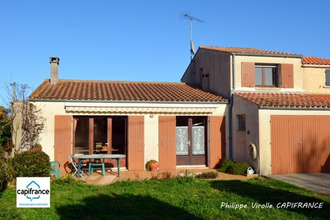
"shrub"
218,159,251,175
5,159,16,183
0,159,7,191
196,172,218,179
11,151,50,177
177,169,194,177
218,159,235,173
159,171,172,179
231,162,250,175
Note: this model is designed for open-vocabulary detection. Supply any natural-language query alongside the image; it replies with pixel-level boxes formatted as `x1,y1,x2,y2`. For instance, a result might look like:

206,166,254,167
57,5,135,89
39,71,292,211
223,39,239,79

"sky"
0,0,329,106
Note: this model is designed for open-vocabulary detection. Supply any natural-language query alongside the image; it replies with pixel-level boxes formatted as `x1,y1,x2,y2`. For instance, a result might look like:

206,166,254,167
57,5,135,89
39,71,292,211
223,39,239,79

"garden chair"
89,161,105,176
50,161,61,178
69,154,86,177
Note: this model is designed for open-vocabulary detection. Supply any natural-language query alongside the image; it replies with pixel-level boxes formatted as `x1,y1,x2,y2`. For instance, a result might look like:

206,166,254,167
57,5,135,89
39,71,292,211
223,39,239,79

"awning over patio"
65,102,223,115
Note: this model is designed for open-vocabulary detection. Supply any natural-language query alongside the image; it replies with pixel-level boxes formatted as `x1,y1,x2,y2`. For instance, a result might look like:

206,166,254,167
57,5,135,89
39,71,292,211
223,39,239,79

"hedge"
11,151,51,177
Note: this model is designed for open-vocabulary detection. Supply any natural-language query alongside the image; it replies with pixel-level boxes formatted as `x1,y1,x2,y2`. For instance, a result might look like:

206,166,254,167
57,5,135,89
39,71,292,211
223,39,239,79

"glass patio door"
176,117,206,165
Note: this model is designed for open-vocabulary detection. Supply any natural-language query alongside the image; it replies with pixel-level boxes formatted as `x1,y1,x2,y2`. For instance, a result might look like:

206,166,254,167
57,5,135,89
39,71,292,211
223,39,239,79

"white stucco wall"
231,96,330,176
32,101,228,165
31,102,66,161
181,49,231,99
232,96,259,172
233,56,304,92
259,109,330,175
144,115,159,164
303,66,330,93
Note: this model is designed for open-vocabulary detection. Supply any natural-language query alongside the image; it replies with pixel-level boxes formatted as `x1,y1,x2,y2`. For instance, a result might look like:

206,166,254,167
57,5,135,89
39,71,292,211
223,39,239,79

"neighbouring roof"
199,46,302,57
302,56,330,65
234,92,330,109
29,79,228,103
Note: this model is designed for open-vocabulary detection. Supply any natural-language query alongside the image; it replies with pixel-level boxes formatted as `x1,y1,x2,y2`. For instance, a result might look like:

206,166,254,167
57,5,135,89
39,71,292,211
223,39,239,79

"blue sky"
0,0,329,105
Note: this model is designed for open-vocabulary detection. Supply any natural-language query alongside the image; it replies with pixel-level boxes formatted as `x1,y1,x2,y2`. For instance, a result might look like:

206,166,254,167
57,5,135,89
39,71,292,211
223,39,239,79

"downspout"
228,53,236,159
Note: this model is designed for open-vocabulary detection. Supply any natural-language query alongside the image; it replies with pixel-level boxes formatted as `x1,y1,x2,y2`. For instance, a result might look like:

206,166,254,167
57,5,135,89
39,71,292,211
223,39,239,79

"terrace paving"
271,173,330,196
79,168,259,186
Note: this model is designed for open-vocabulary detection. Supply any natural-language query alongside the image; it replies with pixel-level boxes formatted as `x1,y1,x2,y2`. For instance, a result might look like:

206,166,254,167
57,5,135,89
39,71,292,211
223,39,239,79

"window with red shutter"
241,62,294,88
241,62,255,87
280,64,294,88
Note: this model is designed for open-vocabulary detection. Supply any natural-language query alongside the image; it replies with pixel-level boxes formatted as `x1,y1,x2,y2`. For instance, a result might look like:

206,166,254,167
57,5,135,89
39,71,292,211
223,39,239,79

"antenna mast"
184,13,204,60
10,82,16,101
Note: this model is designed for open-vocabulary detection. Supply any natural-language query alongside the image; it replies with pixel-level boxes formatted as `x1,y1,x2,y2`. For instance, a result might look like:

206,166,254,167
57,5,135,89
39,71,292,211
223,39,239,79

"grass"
0,176,329,219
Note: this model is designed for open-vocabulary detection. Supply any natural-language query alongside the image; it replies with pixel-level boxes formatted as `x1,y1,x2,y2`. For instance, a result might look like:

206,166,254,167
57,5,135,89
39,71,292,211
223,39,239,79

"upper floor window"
255,65,278,87
326,70,330,86
241,62,293,88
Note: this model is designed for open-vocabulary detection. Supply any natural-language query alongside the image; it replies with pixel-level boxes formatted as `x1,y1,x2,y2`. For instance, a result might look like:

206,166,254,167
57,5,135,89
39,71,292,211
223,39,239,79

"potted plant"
3,142,12,153
30,143,42,152
146,160,159,172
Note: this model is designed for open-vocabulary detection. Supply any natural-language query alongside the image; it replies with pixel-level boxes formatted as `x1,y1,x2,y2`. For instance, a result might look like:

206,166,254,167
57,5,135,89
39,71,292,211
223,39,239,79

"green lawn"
0,177,329,219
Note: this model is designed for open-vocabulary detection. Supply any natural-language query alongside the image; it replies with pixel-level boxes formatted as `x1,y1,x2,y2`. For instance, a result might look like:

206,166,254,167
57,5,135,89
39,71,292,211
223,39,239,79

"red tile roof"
29,80,228,103
234,93,330,108
199,46,302,57
302,56,330,65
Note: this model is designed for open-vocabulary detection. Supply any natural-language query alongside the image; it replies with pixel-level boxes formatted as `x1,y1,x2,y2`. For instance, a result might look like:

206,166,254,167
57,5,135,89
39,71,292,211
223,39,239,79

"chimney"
49,57,60,84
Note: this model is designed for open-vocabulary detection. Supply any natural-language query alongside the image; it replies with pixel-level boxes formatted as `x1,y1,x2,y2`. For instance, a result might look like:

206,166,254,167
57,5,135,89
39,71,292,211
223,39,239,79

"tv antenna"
184,13,204,60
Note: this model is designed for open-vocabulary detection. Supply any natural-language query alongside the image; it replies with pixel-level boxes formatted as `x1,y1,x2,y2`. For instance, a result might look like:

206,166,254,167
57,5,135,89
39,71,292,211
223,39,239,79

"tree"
0,107,12,154
1,82,45,155
17,101,45,152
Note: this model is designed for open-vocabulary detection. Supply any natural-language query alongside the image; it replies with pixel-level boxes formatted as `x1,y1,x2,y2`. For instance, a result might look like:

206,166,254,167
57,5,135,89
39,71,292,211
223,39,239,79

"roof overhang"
231,53,302,58
302,64,330,68
259,106,330,111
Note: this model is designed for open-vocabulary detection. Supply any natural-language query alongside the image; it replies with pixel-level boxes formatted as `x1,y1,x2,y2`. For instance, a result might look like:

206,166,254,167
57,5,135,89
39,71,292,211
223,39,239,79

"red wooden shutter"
241,62,255,87
209,116,226,168
158,116,176,170
281,64,294,88
89,118,94,155
54,115,72,176
128,116,144,171
107,118,112,154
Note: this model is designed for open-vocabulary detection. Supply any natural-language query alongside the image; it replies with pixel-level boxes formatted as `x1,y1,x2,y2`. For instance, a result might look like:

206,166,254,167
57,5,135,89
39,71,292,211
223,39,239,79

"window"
326,70,330,86
255,64,278,87
74,116,127,155
237,115,246,131
242,62,293,88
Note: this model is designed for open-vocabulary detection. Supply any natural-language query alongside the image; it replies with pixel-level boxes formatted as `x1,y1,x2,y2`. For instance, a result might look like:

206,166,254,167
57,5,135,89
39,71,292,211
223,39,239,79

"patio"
77,168,259,185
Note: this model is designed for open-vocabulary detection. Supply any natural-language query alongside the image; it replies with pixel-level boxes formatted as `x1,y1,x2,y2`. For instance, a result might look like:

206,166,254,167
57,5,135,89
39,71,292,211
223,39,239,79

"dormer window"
255,64,278,87
241,62,293,88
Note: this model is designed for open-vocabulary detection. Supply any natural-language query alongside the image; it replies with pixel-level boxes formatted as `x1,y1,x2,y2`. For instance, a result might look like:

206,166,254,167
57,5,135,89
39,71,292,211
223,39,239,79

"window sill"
255,87,281,91
323,86,330,88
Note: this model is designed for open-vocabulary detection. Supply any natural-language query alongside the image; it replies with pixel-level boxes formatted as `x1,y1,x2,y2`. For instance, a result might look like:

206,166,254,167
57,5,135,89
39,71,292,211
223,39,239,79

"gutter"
28,98,229,105
302,64,330,68
200,48,302,59
233,53,302,59
234,90,305,94
259,106,330,111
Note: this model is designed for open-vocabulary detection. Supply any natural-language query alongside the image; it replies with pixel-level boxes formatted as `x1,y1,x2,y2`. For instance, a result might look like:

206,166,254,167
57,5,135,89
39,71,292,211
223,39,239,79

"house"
181,46,330,175
29,58,228,175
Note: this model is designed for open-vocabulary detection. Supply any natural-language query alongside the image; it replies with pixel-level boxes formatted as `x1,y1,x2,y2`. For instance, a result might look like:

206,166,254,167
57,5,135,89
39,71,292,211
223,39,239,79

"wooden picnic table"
72,154,126,177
